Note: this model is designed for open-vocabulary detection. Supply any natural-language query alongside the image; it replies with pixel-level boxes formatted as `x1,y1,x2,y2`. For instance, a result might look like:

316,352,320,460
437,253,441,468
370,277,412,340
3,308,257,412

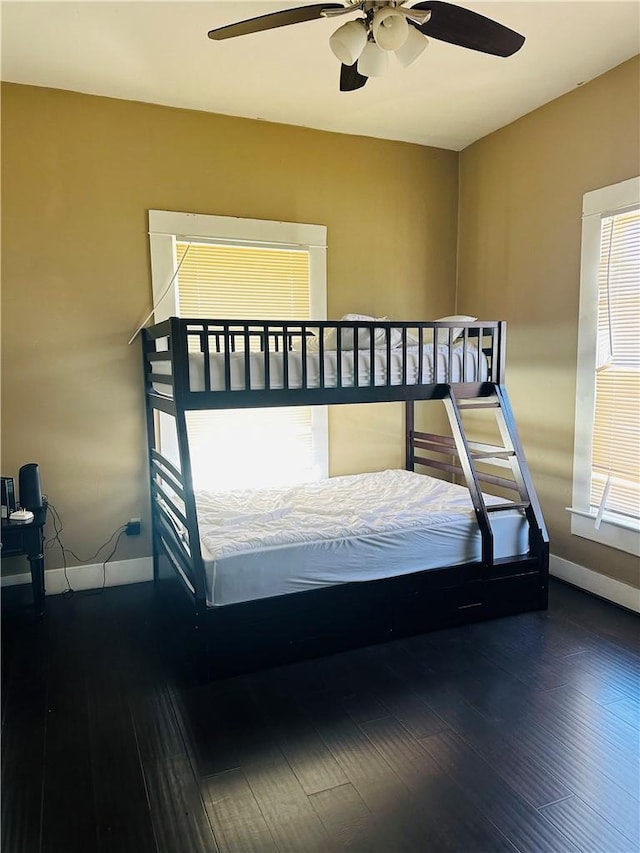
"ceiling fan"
207,1,525,92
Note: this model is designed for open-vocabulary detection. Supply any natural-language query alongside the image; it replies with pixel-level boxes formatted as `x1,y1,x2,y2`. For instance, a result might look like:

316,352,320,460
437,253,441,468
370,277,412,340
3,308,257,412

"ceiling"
1,1,638,150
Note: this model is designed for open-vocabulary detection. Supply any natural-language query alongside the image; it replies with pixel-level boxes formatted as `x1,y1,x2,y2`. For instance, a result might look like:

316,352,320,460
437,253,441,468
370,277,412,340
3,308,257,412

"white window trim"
568,177,640,557
148,209,329,481
149,210,327,322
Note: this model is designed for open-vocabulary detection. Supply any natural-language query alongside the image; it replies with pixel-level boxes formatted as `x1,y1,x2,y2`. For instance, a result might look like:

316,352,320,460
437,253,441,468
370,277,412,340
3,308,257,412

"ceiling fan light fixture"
372,7,409,52
357,40,389,77
395,26,428,67
329,19,367,65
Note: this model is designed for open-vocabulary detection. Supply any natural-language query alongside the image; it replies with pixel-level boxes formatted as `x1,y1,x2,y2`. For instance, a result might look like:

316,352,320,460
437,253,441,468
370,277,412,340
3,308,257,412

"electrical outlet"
126,517,141,536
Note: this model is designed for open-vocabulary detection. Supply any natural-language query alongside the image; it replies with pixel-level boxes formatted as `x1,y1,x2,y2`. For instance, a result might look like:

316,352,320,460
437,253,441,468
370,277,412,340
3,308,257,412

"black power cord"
45,502,128,598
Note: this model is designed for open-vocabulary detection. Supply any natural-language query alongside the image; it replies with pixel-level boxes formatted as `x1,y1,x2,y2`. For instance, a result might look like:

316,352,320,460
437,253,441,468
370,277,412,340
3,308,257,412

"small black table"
1,506,48,616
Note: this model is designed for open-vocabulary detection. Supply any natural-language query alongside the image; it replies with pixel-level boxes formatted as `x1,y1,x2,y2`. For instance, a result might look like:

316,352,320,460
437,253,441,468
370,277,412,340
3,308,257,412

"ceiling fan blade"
208,3,346,40
340,62,368,92
322,2,364,18
409,1,525,57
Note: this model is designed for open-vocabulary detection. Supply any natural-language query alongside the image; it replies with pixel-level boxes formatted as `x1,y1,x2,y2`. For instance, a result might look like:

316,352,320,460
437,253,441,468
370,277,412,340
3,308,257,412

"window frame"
147,209,329,482
569,177,640,556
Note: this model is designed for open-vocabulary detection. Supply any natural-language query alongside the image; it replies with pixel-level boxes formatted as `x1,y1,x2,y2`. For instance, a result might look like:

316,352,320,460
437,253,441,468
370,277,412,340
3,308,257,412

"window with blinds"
591,208,640,520
175,240,323,492
571,178,639,557
177,241,310,325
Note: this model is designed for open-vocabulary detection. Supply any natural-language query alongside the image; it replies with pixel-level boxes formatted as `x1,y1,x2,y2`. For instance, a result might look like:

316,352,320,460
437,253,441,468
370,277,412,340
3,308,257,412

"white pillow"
291,329,319,351
406,315,477,346
295,315,477,352
439,315,478,341
323,314,402,350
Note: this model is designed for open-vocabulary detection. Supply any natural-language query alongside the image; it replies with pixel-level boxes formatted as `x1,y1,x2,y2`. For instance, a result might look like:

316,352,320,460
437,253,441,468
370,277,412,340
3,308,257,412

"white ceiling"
1,1,638,150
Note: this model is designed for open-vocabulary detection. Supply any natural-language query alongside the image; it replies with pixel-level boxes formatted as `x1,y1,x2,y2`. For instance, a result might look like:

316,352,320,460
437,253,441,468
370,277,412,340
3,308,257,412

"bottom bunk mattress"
194,469,529,608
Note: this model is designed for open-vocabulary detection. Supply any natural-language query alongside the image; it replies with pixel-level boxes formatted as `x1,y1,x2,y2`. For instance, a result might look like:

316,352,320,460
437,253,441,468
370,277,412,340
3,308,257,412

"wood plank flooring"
1,578,638,853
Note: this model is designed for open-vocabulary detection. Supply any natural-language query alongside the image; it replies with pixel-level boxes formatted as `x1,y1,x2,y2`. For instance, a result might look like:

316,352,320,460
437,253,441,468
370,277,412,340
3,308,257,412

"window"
148,210,327,492
570,177,640,555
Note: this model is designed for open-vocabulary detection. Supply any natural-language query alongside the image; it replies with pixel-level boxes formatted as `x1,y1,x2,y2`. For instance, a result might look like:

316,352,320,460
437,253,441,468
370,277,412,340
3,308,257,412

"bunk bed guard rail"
143,318,506,407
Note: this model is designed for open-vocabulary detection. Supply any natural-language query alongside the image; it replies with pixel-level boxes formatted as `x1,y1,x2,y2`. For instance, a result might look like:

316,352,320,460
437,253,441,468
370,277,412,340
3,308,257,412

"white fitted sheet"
194,470,528,607
153,343,487,393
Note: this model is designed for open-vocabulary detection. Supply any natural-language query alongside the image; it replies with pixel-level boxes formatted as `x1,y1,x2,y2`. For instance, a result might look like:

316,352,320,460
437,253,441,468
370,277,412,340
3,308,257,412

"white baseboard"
0,572,33,588
550,554,640,613
0,556,153,595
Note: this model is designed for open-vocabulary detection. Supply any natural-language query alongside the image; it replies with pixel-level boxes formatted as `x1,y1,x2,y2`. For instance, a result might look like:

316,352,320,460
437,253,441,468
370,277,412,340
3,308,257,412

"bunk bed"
142,317,549,677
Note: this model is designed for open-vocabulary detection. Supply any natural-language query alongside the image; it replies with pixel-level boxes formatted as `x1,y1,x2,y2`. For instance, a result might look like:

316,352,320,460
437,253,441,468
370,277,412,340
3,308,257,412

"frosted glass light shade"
372,7,409,51
357,41,389,77
329,20,367,65
395,27,428,67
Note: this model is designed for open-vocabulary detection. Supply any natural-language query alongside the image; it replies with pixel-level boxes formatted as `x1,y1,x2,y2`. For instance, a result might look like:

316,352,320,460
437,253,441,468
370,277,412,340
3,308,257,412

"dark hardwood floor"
1,577,638,853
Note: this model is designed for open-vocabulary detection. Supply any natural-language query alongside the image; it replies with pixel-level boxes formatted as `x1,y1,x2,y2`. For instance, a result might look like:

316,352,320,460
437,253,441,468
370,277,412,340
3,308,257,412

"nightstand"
1,505,48,616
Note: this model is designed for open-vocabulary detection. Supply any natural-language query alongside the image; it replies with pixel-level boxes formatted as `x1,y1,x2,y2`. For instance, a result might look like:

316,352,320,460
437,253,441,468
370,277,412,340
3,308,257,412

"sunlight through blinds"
175,241,317,492
591,208,640,520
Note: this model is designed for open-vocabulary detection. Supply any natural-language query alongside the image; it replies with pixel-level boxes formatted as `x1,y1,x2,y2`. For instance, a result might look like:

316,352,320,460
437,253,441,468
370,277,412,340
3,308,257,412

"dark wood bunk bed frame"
142,318,549,678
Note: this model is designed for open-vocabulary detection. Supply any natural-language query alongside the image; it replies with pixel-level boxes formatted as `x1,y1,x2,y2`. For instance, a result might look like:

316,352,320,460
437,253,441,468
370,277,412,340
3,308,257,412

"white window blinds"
177,242,310,320
175,241,322,492
591,208,640,520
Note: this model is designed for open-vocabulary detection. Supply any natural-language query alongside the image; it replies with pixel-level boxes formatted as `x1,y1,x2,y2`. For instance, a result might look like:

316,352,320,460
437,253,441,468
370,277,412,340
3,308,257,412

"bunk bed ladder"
443,384,548,569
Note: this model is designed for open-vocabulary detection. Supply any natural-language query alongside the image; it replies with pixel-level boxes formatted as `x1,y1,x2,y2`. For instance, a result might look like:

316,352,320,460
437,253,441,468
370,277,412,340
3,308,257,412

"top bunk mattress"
154,342,488,393
194,469,528,607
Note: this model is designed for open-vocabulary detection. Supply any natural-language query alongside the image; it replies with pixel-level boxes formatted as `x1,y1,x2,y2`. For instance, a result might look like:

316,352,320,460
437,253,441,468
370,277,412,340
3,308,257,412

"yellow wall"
457,56,640,588
1,82,458,572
